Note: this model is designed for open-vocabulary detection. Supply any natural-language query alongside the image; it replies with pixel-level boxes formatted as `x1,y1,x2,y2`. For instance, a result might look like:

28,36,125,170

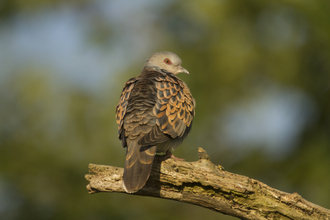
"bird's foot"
164,150,185,161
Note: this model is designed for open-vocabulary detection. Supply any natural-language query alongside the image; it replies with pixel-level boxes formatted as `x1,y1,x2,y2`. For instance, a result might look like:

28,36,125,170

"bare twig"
85,148,330,220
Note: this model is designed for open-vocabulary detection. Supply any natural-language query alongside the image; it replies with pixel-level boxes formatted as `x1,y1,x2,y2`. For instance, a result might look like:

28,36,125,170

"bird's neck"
140,66,175,78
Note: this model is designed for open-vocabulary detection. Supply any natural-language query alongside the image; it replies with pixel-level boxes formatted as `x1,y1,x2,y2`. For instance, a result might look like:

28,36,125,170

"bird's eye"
164,58,172,65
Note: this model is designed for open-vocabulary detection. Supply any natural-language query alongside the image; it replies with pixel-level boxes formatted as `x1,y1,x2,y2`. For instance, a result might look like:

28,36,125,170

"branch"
85,148,330,220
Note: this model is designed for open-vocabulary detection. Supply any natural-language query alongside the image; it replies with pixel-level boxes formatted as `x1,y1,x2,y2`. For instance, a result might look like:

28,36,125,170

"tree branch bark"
85,148,330,220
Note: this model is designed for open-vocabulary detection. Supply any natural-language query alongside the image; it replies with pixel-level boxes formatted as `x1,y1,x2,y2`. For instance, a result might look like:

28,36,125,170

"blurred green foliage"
0,0,330,220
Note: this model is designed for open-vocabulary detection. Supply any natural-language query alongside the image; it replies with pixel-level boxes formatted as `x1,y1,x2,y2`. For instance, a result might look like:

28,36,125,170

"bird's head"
144,51,189,75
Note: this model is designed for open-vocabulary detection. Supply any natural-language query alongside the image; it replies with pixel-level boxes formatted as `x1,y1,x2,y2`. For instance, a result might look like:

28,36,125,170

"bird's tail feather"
123,141,156,193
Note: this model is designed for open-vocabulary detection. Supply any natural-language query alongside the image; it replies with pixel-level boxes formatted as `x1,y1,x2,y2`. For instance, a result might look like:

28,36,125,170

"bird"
116,51,195,193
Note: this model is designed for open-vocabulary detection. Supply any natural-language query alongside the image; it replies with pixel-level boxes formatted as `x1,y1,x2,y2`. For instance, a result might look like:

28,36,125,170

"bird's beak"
179,66,189,75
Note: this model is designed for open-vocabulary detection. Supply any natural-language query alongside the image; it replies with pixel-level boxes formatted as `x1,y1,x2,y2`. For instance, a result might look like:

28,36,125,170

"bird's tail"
123,140,156,193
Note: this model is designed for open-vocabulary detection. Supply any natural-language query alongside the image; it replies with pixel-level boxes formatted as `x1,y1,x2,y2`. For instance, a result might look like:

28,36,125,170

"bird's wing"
138,74,195,146
118,77,159,193
116,77,138,147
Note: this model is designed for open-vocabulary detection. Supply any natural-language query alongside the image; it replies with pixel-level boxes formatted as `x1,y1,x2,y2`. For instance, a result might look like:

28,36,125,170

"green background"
1,1,330,219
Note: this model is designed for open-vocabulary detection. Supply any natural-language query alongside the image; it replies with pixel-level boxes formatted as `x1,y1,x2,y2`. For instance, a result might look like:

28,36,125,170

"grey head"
143,51,189,75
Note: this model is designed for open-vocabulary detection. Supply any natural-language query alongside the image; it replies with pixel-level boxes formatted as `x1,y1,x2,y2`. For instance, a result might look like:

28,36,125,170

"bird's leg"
164,150,185,161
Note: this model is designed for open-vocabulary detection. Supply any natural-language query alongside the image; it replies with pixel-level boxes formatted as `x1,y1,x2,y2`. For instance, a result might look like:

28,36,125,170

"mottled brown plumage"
116,51,195,193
